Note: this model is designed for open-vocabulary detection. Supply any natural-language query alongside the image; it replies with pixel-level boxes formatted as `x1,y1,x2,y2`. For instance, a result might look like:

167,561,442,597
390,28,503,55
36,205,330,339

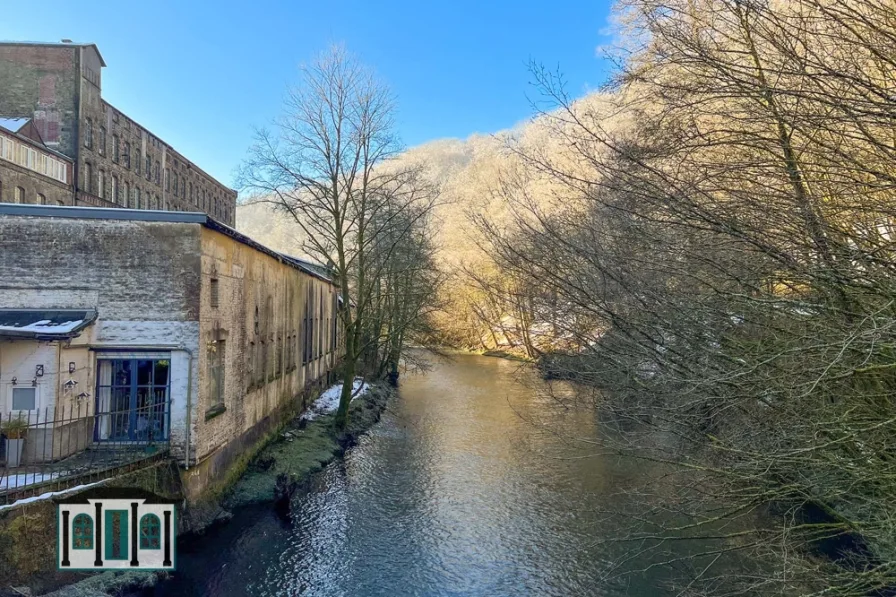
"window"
181,179,186,199
188,182,193,201
99,127,106,155
12,387,36,410
123,182,130,208
134,187,141,209
135,149,141,174
302,289,311,365
210,278,219,307
112,135,119,162
208,340,225,412
165,168,170,191
111,175,119,204
14,186,24,204
124,142,131,168
139,514,161,549
276,334,282,376
145,154,151,180
331,293,338,352
83,162,92,193
84,119,93,148
154,161,160,184
172,172,178,196
72,514,93,550
38,193,46,205
98,170,105,199
96,358,170,441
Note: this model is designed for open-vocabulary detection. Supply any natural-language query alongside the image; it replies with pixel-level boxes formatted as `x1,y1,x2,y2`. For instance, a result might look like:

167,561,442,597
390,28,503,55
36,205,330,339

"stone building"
0,116,73,205
0,41,236,225
0,204,341,499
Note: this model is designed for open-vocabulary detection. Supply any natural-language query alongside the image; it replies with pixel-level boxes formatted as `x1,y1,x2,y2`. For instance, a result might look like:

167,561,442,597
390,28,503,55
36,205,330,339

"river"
154,353,675,596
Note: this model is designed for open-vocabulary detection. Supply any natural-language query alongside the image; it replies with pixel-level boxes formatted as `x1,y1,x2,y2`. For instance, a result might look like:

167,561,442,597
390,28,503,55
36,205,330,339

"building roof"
0,309,97,340
0,204,336,285
0,117,30,134
0,40,106,67
0,117,72,162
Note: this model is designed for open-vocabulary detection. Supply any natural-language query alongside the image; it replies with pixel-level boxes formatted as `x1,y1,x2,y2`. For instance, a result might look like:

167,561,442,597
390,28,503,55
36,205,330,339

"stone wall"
0,44,80,158
0,160,73,205
0,459,185,592
180,226,340,498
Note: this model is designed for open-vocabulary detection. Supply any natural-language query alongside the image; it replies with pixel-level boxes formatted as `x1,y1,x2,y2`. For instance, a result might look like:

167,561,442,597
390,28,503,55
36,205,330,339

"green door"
104,510,129,560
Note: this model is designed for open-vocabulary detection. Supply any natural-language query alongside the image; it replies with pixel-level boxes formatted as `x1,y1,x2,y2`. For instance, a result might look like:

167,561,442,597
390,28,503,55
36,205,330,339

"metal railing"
0,401,170,504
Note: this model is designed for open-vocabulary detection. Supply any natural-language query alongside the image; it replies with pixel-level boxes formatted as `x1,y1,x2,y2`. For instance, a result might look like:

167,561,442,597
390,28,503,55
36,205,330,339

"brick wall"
193,227,339,466
0,45,80,158
77,100,237,225
0,161,73,205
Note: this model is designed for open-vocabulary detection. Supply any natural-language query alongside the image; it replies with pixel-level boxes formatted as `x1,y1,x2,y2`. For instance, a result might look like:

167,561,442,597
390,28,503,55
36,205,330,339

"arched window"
72,513,93,549
139,513,161,549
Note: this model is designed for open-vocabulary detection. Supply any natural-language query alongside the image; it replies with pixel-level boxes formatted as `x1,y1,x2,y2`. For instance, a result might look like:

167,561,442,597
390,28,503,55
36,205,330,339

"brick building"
0,204,341,499
0,41,236,225
0,116,73,205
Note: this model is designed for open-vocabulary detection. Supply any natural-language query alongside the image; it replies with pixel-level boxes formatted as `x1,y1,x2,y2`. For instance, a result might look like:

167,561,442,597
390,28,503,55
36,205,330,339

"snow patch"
0,319,85,334
0,472,61,490
301,378,369,421
0,480,107,511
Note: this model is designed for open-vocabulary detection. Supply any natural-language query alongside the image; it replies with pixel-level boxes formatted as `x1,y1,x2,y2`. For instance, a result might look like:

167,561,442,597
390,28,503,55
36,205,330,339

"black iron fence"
0,401,170,504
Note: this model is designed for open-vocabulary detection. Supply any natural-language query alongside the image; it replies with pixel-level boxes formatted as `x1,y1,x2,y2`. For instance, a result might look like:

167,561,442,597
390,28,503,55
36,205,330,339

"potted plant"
2,418,29,468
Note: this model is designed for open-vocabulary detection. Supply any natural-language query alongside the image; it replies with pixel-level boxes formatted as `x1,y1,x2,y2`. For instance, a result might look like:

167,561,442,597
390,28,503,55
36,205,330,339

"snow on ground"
0,472,62,490
0,480,107,512
301,378,369,421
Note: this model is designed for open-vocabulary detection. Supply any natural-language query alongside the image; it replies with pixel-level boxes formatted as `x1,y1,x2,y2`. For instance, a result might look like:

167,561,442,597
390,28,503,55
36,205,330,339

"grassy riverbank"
224,381,392,509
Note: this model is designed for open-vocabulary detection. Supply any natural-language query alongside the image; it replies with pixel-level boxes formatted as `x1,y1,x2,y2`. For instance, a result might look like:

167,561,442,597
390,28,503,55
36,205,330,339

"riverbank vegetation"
225,381,392,510
458,0,896,594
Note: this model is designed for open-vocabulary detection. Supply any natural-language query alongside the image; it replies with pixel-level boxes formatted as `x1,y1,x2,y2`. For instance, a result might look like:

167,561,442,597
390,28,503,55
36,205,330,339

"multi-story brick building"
0,40,236,225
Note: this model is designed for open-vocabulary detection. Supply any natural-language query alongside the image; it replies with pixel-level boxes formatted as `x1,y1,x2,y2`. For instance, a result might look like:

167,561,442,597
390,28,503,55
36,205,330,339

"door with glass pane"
96,358,170,442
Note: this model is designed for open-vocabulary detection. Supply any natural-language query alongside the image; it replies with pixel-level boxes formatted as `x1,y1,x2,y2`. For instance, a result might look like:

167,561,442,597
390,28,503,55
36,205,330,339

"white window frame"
7,384,40,414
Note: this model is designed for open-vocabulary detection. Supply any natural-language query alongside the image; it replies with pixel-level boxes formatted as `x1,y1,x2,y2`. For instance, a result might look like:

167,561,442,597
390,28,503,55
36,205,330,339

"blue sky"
1,0,616,187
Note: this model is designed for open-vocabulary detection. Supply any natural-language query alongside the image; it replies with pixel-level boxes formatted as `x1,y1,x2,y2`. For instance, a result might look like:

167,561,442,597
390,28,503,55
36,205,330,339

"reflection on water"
156,354,673,596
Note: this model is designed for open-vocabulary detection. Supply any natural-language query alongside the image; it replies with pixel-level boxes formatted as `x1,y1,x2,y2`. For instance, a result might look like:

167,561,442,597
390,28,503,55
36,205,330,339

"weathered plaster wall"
181,227,339,498
0,216,202,458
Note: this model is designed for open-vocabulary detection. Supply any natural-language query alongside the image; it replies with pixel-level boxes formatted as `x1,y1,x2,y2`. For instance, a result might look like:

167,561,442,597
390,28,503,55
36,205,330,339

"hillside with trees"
237,0,896,591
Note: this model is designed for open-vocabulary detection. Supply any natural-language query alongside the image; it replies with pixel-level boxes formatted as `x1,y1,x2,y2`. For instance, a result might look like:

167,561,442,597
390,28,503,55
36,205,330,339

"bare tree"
241,46,439,426
463,0,896,593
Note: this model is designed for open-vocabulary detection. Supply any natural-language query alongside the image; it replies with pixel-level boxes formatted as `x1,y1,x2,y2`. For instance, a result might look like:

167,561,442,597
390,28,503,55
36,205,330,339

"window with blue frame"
95,357,170,442
72,513,93,549
139,514,161,549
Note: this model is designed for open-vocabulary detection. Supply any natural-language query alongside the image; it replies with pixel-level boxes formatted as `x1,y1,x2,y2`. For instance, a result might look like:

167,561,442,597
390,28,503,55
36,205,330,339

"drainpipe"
178,346,194,470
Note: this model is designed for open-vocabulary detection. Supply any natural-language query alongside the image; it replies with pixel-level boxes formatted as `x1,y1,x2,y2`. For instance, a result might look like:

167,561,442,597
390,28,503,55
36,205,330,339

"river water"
155,353,674,596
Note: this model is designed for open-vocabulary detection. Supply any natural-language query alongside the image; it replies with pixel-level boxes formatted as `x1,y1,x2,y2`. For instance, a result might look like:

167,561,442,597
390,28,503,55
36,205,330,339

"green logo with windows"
56,488,176,570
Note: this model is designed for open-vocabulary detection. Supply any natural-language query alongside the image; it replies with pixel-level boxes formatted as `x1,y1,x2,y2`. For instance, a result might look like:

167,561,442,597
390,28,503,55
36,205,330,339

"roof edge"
0,204,336,286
